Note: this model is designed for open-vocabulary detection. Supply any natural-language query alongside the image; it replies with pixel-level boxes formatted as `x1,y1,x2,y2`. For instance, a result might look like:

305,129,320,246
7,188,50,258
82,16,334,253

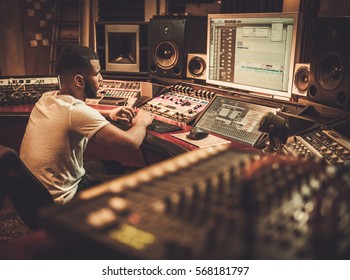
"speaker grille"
317,51,344,91
188,56,206,77
307,17,350,111
186,53,207,80
148,16,207,78
154,41,178,69
295,66,309,92
292,63,310,96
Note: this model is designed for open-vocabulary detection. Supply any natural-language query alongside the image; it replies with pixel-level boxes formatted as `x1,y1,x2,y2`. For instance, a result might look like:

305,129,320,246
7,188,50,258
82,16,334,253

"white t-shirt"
20,91,109,204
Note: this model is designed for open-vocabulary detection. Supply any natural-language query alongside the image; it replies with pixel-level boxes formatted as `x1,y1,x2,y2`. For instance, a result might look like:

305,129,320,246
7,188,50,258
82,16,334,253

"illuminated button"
330,154,339,162
319,146,327,152
86,208,117,229
336,146,345,153
330,142,338,148
109,197,130,213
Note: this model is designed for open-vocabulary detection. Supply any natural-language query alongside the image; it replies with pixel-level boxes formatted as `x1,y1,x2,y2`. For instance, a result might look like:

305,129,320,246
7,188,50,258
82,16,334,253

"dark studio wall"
0,0,54,76
1,0,350,76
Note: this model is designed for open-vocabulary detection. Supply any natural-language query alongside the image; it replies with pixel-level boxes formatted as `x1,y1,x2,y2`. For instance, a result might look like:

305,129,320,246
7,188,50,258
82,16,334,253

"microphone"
258,112,290,152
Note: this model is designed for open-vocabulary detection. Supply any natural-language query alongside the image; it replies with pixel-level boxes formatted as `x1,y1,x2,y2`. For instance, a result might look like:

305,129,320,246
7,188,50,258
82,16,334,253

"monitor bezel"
206,12,299,99
105,24,140,72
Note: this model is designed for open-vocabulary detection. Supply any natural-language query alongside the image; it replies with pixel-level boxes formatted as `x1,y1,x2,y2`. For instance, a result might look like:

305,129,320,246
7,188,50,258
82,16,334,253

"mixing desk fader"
39,145,350,259
0,76,60,105
139,83,220,124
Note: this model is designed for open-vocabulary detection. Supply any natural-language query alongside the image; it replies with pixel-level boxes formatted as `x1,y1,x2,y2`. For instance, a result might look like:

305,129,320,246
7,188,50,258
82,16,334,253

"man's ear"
74,74,85,88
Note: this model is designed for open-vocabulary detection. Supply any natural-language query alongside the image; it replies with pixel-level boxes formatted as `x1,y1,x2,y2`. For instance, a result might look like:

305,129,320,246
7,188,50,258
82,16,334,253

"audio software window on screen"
208,17,294,93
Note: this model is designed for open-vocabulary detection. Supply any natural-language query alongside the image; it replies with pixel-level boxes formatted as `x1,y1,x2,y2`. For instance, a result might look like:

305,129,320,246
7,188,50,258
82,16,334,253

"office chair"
0,145,55,230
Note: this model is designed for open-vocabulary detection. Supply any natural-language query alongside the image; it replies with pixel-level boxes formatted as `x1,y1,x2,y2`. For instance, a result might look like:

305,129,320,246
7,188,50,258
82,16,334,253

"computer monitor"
105,24,140,72
206,13,299,99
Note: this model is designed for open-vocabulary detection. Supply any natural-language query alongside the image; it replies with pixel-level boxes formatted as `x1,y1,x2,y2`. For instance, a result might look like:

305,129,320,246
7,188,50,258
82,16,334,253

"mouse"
186,127,209,140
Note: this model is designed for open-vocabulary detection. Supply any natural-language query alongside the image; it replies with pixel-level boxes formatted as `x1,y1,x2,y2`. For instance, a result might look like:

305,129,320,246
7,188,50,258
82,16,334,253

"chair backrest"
0,145,55,230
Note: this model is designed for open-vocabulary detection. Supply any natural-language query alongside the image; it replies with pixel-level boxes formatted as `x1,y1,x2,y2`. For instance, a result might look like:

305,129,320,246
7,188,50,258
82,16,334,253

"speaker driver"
295,66,309,92
317,52,344,91
188,56,206,77
154,41,178,69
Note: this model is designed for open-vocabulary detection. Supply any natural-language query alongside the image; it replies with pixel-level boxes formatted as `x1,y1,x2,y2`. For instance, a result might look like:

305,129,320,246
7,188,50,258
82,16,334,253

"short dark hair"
55,45,99,75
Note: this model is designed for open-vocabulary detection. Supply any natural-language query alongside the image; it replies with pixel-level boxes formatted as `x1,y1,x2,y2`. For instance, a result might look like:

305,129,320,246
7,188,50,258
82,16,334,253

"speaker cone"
188,56,206,77
154,41,178,69
294,66,310,92
317,52,344,91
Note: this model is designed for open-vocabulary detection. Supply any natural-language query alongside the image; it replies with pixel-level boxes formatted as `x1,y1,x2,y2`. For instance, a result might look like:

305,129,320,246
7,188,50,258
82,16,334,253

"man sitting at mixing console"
20,45,153,204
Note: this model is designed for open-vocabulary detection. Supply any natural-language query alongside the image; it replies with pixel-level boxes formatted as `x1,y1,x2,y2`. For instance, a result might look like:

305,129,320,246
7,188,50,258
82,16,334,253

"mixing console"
0,76,60,105
40,145,350,259
139,83,220,124
193,95,280,147
85,79,141,107
284,117,350,164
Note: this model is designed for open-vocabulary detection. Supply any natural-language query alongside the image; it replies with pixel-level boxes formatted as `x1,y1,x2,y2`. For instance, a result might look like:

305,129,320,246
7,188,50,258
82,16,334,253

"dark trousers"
77,161,139,192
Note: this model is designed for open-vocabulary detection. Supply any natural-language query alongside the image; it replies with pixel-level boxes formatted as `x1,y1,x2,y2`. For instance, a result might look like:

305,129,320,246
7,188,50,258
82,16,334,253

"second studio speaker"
148,16,207,78
307,17,350,111
292,63,310,96
186,53,207,80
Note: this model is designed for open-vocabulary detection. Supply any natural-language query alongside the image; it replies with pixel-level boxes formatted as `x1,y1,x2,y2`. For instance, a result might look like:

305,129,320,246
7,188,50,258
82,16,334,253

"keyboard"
147,119,182,134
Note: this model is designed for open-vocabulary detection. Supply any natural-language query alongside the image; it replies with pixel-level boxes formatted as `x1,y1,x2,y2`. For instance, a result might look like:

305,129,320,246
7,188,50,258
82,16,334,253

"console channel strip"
0,76,60,105
85,79,141,107
139,83,220,124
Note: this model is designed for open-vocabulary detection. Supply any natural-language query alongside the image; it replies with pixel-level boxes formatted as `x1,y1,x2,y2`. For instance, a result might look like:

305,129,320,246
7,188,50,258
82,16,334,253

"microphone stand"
258,112,290,154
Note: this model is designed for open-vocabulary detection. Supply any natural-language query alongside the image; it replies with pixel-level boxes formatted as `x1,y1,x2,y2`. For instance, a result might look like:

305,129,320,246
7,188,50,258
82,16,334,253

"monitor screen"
206,13,299,99
105,24,140,72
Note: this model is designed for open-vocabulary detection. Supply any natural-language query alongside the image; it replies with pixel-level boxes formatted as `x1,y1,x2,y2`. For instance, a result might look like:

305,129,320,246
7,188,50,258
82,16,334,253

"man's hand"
108,107,136,123
133,109,154,127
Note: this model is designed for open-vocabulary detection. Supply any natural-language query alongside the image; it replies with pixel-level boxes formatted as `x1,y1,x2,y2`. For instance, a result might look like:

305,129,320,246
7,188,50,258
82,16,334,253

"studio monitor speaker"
307,17,350,111
292,63,310,96
148,16,207,78
186,53,207,80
